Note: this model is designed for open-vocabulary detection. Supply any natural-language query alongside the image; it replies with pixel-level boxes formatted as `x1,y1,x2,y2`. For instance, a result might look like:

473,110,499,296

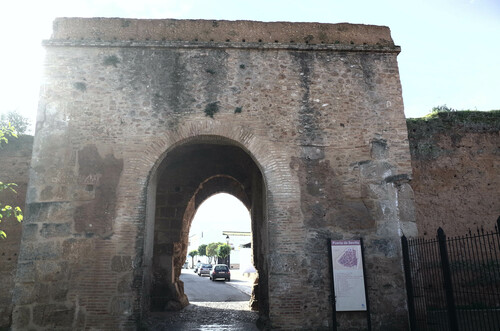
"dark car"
210,264,230,281
198,264,212,276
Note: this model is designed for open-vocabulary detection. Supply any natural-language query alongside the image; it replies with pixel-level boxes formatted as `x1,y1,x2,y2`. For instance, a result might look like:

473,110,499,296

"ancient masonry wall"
0,135,33,329
3,115,498,327
9,18,416,330
3,113,497,328
408,111,500,237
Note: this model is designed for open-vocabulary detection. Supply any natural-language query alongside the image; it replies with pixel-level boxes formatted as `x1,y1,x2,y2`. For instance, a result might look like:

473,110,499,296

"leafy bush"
0,111,30,135
431,105,456,113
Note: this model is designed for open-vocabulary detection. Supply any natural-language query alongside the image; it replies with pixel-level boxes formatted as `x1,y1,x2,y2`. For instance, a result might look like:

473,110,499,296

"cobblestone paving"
141,301,261,330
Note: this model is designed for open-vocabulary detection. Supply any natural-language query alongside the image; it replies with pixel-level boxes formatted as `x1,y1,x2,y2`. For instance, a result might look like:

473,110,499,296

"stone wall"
4,112,498,329
408,111,500,237
0,135,33,329
9,18,416,330
3,114,498,329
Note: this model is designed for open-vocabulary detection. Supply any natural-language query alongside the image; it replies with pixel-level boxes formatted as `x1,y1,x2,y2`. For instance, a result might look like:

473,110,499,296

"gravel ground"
141,301,261,330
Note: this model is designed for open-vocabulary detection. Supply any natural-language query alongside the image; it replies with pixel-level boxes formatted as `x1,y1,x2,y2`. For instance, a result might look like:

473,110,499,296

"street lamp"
226,235,231,268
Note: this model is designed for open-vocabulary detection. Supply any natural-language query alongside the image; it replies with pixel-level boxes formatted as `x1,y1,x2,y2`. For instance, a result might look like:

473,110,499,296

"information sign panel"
330,240,367,311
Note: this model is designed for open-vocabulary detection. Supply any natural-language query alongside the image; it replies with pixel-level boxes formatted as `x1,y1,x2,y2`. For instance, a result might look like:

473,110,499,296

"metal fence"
402,218,500,330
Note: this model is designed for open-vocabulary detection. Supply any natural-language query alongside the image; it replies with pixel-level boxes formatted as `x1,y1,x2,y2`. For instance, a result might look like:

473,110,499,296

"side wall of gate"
0,135,33,329
12,18,416,330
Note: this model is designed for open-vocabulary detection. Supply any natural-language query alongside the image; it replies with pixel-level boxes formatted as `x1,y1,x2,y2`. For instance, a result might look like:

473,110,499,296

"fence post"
437,227,459,330
401,235,417,330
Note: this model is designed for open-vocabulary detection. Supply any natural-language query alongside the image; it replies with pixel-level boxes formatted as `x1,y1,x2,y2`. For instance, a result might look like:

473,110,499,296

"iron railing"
402,218,500,330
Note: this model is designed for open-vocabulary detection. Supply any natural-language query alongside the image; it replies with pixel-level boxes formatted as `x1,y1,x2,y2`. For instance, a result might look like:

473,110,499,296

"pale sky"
189,193,251,250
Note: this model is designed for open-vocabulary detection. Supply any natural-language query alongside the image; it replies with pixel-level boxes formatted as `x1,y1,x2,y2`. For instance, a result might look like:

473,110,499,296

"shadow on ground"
141,301,261,331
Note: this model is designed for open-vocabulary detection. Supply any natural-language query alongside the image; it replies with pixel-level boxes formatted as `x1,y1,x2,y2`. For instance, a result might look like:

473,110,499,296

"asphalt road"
181,269,250,302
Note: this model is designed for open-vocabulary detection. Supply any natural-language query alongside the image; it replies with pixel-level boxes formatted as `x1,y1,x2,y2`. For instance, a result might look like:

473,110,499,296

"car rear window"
203,264,211,268
215,266,228,271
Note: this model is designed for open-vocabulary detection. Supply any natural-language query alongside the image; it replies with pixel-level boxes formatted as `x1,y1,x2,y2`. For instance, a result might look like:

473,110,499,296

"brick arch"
139,122,299,321
11,18,416,330
192,175,251,210
139,120,298,196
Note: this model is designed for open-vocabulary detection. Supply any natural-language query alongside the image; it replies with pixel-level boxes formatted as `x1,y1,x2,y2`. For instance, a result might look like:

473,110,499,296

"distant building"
223,231,255,272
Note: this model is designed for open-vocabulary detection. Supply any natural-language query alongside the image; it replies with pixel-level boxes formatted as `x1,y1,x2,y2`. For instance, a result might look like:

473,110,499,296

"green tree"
216,244,231,260
0,123,23,239
188,250,198,268
206,242,223,264
0,111,30,135
198,244,207,258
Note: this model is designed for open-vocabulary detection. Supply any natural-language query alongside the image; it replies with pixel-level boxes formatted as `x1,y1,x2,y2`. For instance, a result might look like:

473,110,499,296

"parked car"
198,264,212,277
210,264,230,281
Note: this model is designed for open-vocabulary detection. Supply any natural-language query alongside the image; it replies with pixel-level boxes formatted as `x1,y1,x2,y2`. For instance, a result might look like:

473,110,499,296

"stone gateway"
12,18,416,330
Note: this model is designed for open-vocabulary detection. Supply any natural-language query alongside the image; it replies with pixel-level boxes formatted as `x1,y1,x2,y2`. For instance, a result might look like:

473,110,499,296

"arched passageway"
142,137,268,319
187,193,252,271
11,18,416,330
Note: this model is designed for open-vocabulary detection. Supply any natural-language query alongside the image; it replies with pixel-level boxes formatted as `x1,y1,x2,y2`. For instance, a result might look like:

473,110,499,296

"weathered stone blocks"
9,18,416,330
18,241,62,261
408,111,500,236
0,136,32,328
32,304,75,328
111,255,133,272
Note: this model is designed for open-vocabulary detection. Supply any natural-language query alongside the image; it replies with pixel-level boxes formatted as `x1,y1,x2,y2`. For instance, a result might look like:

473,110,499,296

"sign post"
329,239,371,330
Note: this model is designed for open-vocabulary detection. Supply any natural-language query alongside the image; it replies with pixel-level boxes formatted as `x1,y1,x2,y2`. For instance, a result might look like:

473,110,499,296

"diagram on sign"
337,247,358,269
330,240,367,311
